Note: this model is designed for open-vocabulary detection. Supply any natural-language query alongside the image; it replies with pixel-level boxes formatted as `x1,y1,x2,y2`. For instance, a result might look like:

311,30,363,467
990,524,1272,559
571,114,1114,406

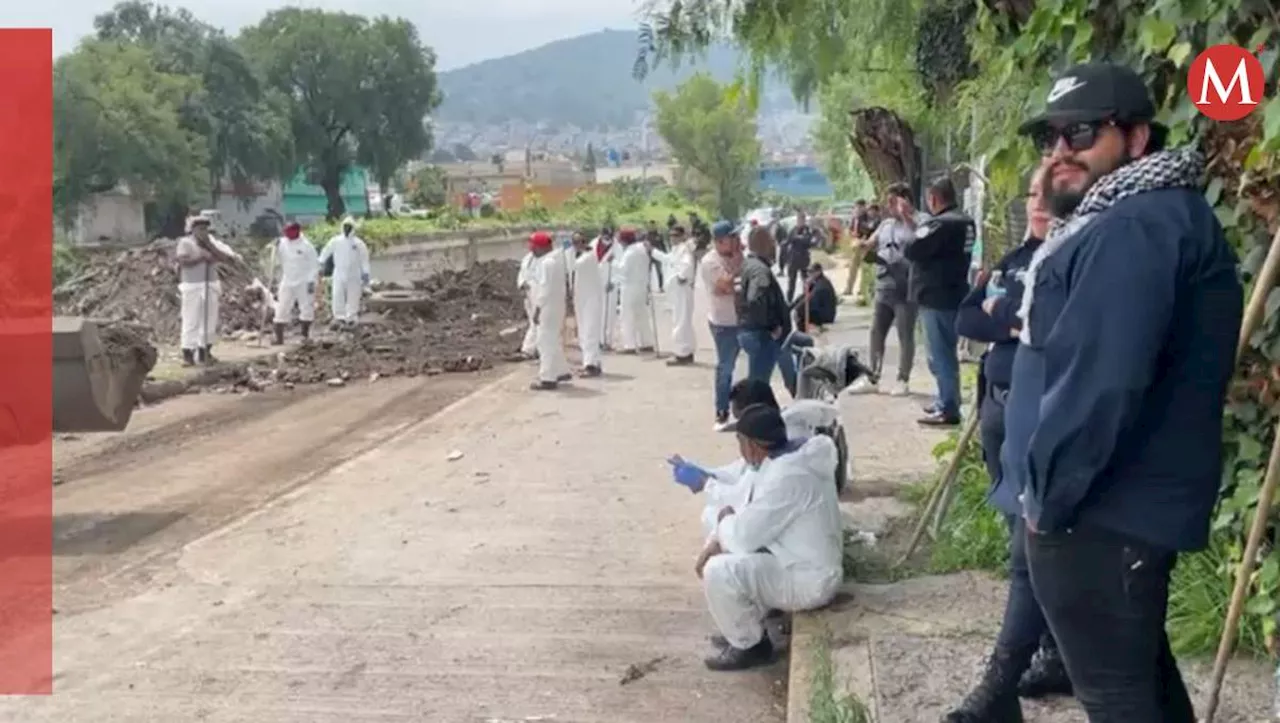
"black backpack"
322,255,335,278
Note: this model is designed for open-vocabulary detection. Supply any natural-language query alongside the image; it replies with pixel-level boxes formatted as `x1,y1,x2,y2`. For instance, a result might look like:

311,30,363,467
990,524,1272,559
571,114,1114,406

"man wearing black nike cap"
994,62,1241,722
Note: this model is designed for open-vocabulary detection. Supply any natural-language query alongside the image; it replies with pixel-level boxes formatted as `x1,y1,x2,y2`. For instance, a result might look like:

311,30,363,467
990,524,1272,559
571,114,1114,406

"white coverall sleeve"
715,471,807,554
210,237,242,261
533,258,552,308
318,238,335,265
358,239,371,276
304,241,320,279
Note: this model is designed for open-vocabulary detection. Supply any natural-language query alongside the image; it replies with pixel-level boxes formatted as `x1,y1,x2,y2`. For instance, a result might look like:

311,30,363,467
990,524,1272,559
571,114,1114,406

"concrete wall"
74,192,146,245
210,181,285,239
368,225,543,287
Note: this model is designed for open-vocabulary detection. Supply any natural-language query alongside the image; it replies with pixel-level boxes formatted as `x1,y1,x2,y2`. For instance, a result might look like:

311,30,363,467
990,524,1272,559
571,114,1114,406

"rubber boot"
942,647,1031,723
299,321,311,341
181,348,196,367
200,345,218,365
1018,634,1073,699
272,323,286,346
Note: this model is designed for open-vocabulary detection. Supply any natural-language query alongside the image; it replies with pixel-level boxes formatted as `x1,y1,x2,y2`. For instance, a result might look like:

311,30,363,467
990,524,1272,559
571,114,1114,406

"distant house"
73,186,146,246
756,165,833,199
282,168,370,223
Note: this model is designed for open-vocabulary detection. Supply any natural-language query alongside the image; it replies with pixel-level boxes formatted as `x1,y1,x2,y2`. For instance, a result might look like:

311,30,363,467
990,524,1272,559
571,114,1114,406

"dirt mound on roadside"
97,321,159,374
194,260,529,392
54,241,277,343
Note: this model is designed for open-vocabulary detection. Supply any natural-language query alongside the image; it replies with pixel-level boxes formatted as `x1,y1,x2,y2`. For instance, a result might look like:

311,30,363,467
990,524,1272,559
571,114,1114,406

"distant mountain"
435,28,797,130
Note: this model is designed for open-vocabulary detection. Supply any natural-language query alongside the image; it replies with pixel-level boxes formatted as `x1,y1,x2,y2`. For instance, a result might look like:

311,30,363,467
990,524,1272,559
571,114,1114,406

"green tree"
53,40,207,226
653,74,760,219
407,165,449,208
93,2,294,210
239,8,442,220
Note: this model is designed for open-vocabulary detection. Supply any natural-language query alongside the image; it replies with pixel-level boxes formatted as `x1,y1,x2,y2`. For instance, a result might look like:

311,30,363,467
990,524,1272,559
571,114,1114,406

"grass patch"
808,627,872,723
1167,533,1271,657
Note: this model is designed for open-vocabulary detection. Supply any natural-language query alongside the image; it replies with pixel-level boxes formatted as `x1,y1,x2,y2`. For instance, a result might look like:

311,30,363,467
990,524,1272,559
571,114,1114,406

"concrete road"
0,345,788,722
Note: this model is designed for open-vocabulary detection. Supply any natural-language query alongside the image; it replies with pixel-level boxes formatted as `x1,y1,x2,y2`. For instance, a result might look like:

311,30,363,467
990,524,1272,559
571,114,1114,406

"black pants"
868,299,916,383
1027,524,1195,722
979,388,1051,652
786,261,805,301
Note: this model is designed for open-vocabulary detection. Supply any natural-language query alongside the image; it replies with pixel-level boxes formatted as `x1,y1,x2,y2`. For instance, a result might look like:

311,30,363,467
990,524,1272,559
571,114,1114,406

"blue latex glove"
667,455,710,494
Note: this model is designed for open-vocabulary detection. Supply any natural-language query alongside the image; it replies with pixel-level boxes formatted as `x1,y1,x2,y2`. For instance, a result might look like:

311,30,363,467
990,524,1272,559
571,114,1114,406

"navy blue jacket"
1000,188,1242,552
956,237,1043,389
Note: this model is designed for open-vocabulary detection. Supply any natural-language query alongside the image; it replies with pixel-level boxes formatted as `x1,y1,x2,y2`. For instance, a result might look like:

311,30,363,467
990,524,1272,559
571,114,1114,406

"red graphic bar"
0,28,54,694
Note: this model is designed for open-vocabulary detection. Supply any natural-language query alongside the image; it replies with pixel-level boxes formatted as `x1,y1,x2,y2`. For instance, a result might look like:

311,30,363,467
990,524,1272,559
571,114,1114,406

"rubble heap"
208,260,529,391
54,241,275,342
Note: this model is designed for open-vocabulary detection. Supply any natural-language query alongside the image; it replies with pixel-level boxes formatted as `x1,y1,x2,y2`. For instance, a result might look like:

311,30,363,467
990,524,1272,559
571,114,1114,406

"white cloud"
7,0,640,68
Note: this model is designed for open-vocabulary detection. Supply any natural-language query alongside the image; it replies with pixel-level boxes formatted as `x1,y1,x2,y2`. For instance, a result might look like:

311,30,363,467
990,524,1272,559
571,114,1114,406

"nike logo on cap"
1047,77,1085,103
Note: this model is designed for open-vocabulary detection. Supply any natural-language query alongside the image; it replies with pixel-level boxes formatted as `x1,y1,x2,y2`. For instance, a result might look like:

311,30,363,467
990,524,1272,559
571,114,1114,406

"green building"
282,167,370,222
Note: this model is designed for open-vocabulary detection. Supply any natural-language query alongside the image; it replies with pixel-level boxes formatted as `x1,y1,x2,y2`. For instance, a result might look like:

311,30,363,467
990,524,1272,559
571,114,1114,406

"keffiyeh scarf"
1017,146,1205,345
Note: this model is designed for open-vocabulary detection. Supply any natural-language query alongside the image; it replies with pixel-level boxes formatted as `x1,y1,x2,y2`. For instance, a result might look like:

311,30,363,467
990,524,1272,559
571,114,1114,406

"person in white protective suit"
646,224,698,366
528,231,573,390
569,231,604,376
592,227,621,350
616,227,657,354
669,379,841,537
516,249,540,358
174,214,243,366
695,403,843,671
269,221,320,344
318,216,371,327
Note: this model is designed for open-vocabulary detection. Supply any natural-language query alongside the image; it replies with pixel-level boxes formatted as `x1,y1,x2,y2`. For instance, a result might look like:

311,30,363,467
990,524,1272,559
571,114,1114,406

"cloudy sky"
8,0,643,69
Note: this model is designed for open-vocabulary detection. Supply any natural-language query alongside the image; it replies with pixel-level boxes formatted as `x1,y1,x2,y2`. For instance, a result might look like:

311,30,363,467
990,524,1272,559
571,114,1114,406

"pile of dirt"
54,241,275,343
199,260,529,392
97,321,159,375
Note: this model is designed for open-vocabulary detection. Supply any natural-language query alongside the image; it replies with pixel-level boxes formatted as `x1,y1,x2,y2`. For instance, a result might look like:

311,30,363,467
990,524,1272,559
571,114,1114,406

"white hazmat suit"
593,237,621,349
698,400,842,536
571,247,605,370
617,242,656,351
318,217,371,323
517,251,539,356
533,249,572,384
175,224,241,354
650,239,698,358
704,435,844,650
270,235,320,323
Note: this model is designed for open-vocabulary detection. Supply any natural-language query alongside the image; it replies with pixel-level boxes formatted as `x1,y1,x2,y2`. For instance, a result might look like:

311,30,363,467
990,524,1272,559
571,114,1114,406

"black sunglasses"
1031,119,1119,154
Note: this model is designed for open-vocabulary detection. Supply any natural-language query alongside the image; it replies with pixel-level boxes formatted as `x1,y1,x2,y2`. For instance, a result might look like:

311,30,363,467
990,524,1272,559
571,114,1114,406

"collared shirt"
699,250,740,326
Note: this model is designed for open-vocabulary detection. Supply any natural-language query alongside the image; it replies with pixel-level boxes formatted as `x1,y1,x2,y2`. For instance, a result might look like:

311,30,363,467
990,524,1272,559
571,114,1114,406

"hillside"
435,28,796,129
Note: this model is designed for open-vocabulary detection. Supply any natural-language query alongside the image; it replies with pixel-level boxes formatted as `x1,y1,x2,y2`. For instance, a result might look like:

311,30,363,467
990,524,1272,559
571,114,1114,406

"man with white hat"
318,215,371,327
528,231,572,390
173,213,242,365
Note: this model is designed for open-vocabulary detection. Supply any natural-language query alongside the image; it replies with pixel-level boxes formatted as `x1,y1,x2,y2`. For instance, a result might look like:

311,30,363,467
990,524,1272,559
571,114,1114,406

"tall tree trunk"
847,107,922,195
321,169,346,222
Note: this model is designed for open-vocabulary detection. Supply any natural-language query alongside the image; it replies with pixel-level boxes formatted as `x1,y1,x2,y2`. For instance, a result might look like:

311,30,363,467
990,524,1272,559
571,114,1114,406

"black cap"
1018,62,1161,135
724,403,788,446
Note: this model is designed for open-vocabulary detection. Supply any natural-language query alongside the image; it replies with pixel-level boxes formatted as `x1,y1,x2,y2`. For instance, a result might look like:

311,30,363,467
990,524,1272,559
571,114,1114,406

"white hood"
781,400,840,439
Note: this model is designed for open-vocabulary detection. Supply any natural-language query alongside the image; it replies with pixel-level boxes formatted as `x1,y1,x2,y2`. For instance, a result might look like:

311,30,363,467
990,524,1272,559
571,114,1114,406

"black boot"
942,647,1031,722
704,635,773,671
1018,635,1073,699
200,345,218,365
300,321,311,341
181,348,196,367
273,323,286,346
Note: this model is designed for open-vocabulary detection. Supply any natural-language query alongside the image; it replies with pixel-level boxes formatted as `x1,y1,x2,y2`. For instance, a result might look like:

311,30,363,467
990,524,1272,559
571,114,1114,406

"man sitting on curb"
694,403,843,670
669,379,841,536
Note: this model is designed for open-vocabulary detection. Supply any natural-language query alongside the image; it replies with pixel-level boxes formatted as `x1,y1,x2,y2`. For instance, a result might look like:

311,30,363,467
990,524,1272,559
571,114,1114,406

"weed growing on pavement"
916,432,1010,576
808,629,871,723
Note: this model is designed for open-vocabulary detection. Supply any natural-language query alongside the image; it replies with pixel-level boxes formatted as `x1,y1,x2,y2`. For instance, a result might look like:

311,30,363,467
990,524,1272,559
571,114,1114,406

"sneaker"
845,378,878,395
713,411,732,432
889,381,910,397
